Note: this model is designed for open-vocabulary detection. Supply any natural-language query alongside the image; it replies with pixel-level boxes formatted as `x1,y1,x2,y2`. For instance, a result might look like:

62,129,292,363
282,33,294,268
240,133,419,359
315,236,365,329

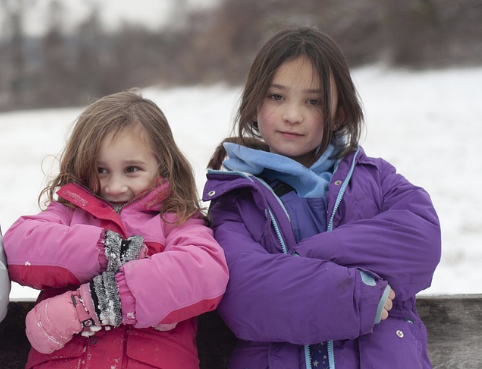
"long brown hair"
41,89,202,224
208,26,364,169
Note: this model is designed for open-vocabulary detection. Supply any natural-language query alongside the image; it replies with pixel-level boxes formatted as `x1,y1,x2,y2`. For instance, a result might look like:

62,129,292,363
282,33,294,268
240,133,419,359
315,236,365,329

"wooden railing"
1,295,481,368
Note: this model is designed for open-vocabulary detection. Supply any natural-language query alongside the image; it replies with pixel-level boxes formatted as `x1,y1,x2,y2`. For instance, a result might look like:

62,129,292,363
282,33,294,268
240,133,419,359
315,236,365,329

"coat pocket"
358,316,429,369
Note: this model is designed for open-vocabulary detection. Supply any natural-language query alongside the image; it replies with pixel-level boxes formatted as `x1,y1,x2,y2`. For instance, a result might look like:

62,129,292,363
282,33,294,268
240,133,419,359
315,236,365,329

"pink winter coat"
4,181,229,369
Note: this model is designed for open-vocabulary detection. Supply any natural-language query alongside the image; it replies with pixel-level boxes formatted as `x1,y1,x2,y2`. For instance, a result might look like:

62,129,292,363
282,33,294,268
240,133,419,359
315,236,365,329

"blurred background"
1,0,481,111
1,0,481,298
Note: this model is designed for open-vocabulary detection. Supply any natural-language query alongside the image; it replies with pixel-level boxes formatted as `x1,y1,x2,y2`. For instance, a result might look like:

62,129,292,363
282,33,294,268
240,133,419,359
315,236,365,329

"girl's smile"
279,131,304,138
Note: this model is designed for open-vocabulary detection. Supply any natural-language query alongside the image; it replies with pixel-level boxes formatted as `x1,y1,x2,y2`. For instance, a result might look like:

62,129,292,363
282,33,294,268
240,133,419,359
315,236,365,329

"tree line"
0,0,481,111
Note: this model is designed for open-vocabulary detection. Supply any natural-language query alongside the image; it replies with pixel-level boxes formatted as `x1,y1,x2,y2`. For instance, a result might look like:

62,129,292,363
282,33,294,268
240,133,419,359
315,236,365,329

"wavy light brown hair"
208,26,364,169
41,90,202,224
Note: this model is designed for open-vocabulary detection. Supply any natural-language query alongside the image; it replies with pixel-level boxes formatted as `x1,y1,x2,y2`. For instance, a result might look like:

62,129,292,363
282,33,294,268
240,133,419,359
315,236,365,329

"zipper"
264,196,313,369
259,180,321,369
305,146,358,369
208,171,291,254
261,173,350,369
327,340,335,368
304,345,313,369
327,146,359,231
257,177,292,254
267,210,288,254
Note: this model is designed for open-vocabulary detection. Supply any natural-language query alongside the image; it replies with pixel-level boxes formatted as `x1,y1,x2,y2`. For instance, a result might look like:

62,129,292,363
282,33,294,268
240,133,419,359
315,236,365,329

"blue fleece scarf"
223,142,338,198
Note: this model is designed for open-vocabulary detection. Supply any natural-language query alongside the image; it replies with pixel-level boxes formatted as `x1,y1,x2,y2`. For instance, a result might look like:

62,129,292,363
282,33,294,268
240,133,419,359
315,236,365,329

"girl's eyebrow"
123,159,146,165
269,83,322,94
96,159,147,166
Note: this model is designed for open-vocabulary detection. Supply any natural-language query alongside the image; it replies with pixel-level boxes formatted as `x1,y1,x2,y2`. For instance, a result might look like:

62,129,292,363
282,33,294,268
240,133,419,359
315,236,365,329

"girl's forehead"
103,125,150,147
270,55,338,109
272,56,322,89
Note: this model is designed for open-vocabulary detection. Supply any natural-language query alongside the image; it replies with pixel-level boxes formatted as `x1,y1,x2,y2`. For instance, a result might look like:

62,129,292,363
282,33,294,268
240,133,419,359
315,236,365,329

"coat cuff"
357,269,389,335
97,231,108,271
374,284,392,324
116,271,137,325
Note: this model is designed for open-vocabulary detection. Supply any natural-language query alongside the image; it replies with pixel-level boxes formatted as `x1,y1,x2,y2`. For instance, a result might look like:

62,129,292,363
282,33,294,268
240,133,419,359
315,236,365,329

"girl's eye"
98,167,107,174
308,98,321,106
269,93,283,101
125,166,140,174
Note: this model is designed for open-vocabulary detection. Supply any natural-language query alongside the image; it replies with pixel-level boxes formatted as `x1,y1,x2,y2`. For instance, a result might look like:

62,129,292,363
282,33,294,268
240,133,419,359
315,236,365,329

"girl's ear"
334,107,345,129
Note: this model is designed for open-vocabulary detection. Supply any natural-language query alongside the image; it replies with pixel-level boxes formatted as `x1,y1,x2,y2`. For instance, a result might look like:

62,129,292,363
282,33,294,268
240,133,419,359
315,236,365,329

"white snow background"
1,65,481,300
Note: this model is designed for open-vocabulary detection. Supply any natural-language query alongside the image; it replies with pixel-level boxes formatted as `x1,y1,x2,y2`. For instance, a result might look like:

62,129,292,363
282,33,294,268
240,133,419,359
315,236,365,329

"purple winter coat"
203,146,441,369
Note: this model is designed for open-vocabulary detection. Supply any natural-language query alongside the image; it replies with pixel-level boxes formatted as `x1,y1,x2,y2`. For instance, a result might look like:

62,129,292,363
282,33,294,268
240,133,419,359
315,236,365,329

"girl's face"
257,55,337,166
96,128,159,204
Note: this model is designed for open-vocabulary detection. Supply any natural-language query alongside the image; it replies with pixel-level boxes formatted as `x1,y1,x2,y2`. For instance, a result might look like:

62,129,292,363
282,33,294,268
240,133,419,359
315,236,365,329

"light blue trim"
256,177,292,221
328,340,335,368
327,146,360,231
359,270,376,286
208,172,292,254
304,345,313,369
252,177,291,255
319,147,360,368
257,177,312,369
268,210,288,254
374,284,392,324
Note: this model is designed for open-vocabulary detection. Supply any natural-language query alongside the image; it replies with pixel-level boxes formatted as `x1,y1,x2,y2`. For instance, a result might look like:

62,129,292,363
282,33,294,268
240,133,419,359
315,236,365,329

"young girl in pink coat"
4,90,229,369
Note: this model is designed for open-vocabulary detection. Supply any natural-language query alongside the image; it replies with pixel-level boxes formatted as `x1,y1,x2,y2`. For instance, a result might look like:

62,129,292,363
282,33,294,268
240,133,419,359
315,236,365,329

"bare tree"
37,0,77,107
0,0,32,108
72,6,108,102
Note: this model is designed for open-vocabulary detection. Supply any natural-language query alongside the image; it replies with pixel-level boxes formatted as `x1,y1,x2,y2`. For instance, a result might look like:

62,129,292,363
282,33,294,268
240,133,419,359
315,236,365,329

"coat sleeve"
115,214,229,328
4,202,105,289
294,159,441,300
0,227,10,322
207,194,389,345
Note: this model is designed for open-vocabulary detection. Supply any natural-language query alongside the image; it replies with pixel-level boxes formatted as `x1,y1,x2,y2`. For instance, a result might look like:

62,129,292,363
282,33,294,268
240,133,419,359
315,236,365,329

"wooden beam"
1,295,481,368
416,294,482,368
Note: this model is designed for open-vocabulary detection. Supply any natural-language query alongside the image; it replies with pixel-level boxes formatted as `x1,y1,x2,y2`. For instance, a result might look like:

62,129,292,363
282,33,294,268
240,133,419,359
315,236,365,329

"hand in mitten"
104,230,147,272
26,271,122,354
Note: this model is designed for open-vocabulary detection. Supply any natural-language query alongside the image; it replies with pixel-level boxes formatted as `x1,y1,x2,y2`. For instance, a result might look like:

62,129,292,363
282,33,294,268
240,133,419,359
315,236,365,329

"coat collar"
57,179,171,217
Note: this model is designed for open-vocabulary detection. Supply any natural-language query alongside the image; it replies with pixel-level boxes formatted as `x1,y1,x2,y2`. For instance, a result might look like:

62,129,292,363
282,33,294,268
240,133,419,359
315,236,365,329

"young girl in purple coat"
203,26,441,369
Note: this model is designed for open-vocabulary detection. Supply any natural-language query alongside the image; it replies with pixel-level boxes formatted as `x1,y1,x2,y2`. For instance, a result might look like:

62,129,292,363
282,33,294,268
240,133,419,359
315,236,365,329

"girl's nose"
282,104,303,124
104,177,127,195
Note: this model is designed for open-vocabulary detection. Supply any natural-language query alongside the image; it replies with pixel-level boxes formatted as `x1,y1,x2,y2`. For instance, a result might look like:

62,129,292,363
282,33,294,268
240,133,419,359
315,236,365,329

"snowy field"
1,65,481,300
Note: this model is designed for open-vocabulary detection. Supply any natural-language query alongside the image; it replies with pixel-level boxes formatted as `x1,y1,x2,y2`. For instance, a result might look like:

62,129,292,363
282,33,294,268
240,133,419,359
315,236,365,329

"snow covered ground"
1,65,481,300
